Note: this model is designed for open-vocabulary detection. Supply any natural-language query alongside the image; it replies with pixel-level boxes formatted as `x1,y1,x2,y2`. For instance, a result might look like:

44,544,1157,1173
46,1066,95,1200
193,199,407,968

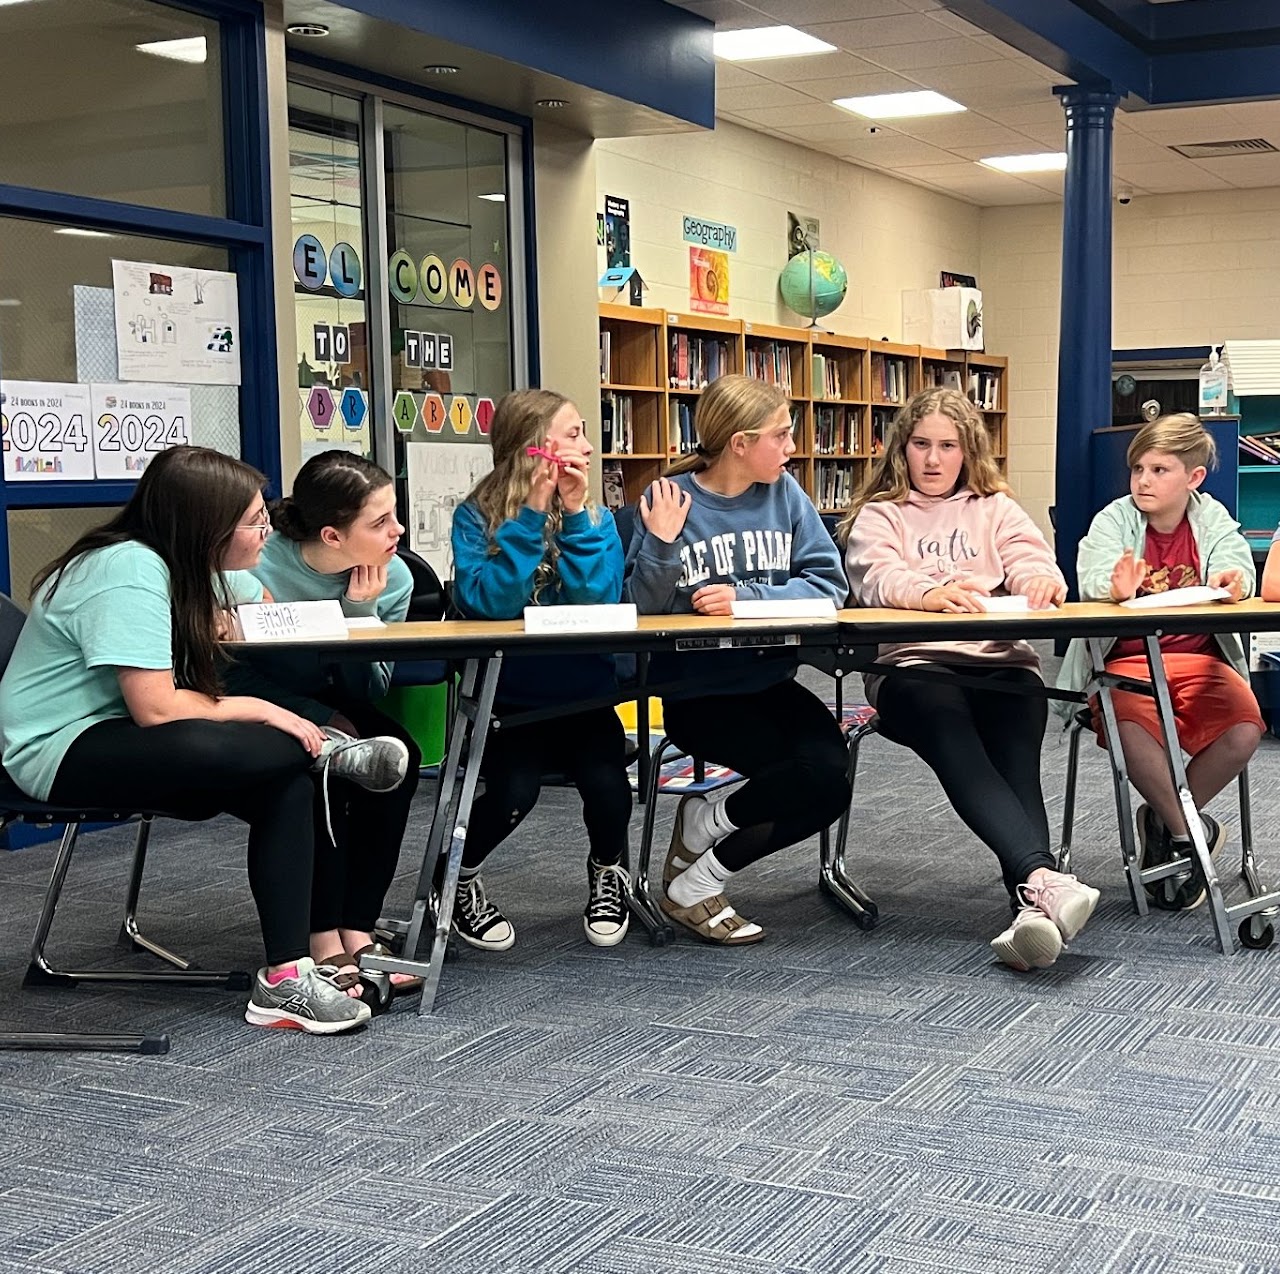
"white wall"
980,187,1280,531
596,120,982,339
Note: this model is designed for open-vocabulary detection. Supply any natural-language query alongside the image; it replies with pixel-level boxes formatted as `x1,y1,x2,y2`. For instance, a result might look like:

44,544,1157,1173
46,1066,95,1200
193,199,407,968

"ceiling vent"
1169,138,1278,159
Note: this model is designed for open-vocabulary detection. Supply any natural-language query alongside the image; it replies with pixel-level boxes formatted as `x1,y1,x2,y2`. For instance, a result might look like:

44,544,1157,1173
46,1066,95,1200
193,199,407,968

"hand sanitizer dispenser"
1199,346,1229,416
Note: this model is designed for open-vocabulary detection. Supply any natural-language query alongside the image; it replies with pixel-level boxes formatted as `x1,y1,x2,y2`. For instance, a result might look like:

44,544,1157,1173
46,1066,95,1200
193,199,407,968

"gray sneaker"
313,727,409,793
244,956,372,1034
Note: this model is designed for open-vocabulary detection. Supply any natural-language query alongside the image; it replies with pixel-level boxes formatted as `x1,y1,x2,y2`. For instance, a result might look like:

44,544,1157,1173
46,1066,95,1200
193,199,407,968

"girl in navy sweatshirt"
624,374,850,945
450,388,631,950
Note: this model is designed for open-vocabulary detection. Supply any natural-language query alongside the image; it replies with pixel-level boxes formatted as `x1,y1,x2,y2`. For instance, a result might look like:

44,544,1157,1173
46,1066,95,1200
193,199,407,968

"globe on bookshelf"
779,250,848,326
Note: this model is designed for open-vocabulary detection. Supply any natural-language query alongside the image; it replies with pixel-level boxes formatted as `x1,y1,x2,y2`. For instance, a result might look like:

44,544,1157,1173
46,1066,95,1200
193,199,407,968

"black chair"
0,593,248,1055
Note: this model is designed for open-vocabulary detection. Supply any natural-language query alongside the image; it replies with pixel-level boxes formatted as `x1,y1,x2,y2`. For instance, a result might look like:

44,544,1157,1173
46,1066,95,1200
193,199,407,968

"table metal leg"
360,653,503,1011
1087,638,1147,914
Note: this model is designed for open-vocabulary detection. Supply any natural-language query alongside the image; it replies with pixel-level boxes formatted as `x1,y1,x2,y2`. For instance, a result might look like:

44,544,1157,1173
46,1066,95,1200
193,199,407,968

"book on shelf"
873,355,910,404
814,404,854,456
967,370,1001,410
600,391,634,454
745,340,794,393
812,353,843,400
871,407,895,456
601,461,626,511
815,459,856,510
667,398,696,456
668,331,732,389
599,330,612,384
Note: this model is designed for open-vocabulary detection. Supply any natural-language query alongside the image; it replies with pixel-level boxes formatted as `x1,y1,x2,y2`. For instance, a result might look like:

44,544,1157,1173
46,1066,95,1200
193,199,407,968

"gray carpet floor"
2,658,1280,1273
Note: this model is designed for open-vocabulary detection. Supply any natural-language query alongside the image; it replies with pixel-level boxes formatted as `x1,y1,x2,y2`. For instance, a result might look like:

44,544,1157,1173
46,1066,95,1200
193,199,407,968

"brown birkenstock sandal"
351,942,423,991
663,795,706,887
660,892,765,945
314,953,363,996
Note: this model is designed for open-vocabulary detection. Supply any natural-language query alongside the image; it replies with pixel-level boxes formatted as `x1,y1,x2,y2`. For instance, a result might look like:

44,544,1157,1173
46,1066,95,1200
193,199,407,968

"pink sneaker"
990,907,1063,971
1023,870,1100,942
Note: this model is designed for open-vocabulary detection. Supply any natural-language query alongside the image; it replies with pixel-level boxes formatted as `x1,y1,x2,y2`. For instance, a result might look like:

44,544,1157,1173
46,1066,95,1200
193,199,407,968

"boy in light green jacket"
1056,413,1262,910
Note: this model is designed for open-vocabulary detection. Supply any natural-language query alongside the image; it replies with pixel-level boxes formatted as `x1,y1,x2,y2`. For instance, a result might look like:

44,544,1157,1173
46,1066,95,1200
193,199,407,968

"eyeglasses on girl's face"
237,511,271,536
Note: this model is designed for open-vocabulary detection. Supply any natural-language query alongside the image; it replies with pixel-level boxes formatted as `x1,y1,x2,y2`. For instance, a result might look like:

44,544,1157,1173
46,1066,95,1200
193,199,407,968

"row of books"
871,407,895,456
744,341,795,393
601,460,626,510
815,460,857,510
1239,433,1280,464
600,392,636,455
669,332,733,389
922,364,964,392
812,353,846,400
871,355,911,404
814,404,857,455
668,399,696,456
968,370,1001,411
599,330,613,385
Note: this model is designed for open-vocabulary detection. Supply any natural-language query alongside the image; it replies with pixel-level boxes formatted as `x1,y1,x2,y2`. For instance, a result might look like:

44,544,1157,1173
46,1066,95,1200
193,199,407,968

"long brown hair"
466,389,604,599
666,374,789,476
837,387,1007,544
33,446,265,697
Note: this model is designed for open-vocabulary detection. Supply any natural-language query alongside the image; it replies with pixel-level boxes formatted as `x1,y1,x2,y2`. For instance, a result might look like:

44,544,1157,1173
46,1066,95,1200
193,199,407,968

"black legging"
462,704,632,871
309,695,421,934
49,717,319,965
874,663,1054,894
662,678,850,873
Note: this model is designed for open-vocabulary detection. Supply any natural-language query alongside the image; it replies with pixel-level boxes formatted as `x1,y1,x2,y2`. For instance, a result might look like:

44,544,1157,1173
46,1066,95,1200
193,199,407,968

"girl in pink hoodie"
840,387,1099,972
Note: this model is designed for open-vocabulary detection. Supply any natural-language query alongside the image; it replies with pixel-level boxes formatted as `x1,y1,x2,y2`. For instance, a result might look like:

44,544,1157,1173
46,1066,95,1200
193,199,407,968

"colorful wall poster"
90,383,191,480
112,260,242,386
0,380,95,481
689,247,730,315
604,195,630,269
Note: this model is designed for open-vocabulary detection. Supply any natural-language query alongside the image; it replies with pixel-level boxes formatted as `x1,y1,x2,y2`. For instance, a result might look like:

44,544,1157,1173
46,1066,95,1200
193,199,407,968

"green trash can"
379,680,450,766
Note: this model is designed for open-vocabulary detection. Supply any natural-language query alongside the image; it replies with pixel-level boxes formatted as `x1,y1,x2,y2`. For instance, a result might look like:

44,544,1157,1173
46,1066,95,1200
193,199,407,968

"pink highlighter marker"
526,446,571,468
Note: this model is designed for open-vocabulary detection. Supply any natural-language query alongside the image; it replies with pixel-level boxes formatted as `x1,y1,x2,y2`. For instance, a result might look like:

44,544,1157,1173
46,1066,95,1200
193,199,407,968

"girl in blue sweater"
450,388,632,949
625,374,851,945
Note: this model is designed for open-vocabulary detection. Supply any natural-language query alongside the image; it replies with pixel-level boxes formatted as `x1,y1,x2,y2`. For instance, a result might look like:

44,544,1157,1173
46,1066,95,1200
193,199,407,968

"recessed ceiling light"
55,228,114,238
477,193,506,202
0,1,43,7
136,36,206,63
834,90,965,120
286,23,329,37
536,98,570,108
714,26,835,61
979,151,1068,173
422,64,460,74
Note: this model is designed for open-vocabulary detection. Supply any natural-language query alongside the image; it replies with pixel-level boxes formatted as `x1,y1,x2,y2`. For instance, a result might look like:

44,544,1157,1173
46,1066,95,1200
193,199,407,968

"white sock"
667,848,733,907
1171,815,1208,845
680,793,739,855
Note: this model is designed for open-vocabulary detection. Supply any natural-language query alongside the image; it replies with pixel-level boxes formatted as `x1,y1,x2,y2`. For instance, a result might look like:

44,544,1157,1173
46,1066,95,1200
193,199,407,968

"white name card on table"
730,599,837,619
523,604,638,634
237,600,348,642
1120,586,1231,610
978,595,1029,613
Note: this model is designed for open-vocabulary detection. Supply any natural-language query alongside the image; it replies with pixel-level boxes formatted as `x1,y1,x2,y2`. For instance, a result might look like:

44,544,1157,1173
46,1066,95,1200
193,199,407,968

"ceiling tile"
1191,153,1280,189
728,101,851,126
836,134,959,165
742,0,914,21
1111,160,1233,193
781,70,926,100
743,50,897,85
861,36,1004,73
716,81,817,111
713,62,769,90
806,13,955,49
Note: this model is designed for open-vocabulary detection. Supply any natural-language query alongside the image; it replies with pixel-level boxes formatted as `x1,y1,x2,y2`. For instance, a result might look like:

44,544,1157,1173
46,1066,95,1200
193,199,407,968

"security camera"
1117,188,1132,206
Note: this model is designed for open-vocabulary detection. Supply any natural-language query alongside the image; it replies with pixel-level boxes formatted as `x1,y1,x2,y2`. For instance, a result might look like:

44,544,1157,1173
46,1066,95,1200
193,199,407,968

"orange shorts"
1091,653,1263,757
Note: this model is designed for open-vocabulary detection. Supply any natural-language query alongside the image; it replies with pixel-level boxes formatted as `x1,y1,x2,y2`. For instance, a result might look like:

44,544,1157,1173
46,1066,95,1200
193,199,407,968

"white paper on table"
523,603,638,634
730,598,837,619
1120,586,1232,609
977,595,1029,613
344,616,386,629
236,600,348,641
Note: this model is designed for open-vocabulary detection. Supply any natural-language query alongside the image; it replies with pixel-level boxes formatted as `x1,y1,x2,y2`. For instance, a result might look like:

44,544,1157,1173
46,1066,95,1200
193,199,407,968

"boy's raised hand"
639,478,691,543
1208,567,1246,603
1109,548,1148,601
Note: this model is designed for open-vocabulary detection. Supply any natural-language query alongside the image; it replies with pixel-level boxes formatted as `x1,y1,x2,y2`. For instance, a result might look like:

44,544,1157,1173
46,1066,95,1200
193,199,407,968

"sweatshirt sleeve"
1200,499,1257,598
451,501,547,619
1076,502,1130,602
844,502,936,609
555,509,624,603
333,556,415,701
734,488,847,602
623,488,687,614
994,495,1067,597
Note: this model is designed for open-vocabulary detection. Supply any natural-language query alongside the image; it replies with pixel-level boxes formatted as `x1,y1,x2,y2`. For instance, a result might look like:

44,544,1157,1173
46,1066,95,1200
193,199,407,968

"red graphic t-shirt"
1109,514,1217,658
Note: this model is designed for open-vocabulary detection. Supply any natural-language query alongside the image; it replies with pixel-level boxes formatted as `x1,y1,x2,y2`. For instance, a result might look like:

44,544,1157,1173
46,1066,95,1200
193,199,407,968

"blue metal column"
1053,84,1120,597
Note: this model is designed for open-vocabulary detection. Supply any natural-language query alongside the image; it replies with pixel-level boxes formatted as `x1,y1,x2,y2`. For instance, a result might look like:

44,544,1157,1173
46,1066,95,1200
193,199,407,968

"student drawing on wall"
206,324,234,354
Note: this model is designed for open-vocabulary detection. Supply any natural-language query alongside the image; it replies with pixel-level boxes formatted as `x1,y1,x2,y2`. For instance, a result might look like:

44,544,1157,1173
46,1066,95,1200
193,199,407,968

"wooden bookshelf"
596,305,1013,513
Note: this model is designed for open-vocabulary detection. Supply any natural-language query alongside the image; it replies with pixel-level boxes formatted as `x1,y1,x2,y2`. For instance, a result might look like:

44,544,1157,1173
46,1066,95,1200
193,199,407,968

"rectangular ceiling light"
54,228,114,238
714,26,835,61
136,36,207,63
979,151,1068,173
834,90,965,120
477,193,506,202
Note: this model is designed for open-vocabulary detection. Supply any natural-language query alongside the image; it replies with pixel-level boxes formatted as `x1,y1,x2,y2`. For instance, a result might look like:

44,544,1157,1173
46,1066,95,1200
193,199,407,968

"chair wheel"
1238,918,1275,950
649,925,674,948
359,972,393,1011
